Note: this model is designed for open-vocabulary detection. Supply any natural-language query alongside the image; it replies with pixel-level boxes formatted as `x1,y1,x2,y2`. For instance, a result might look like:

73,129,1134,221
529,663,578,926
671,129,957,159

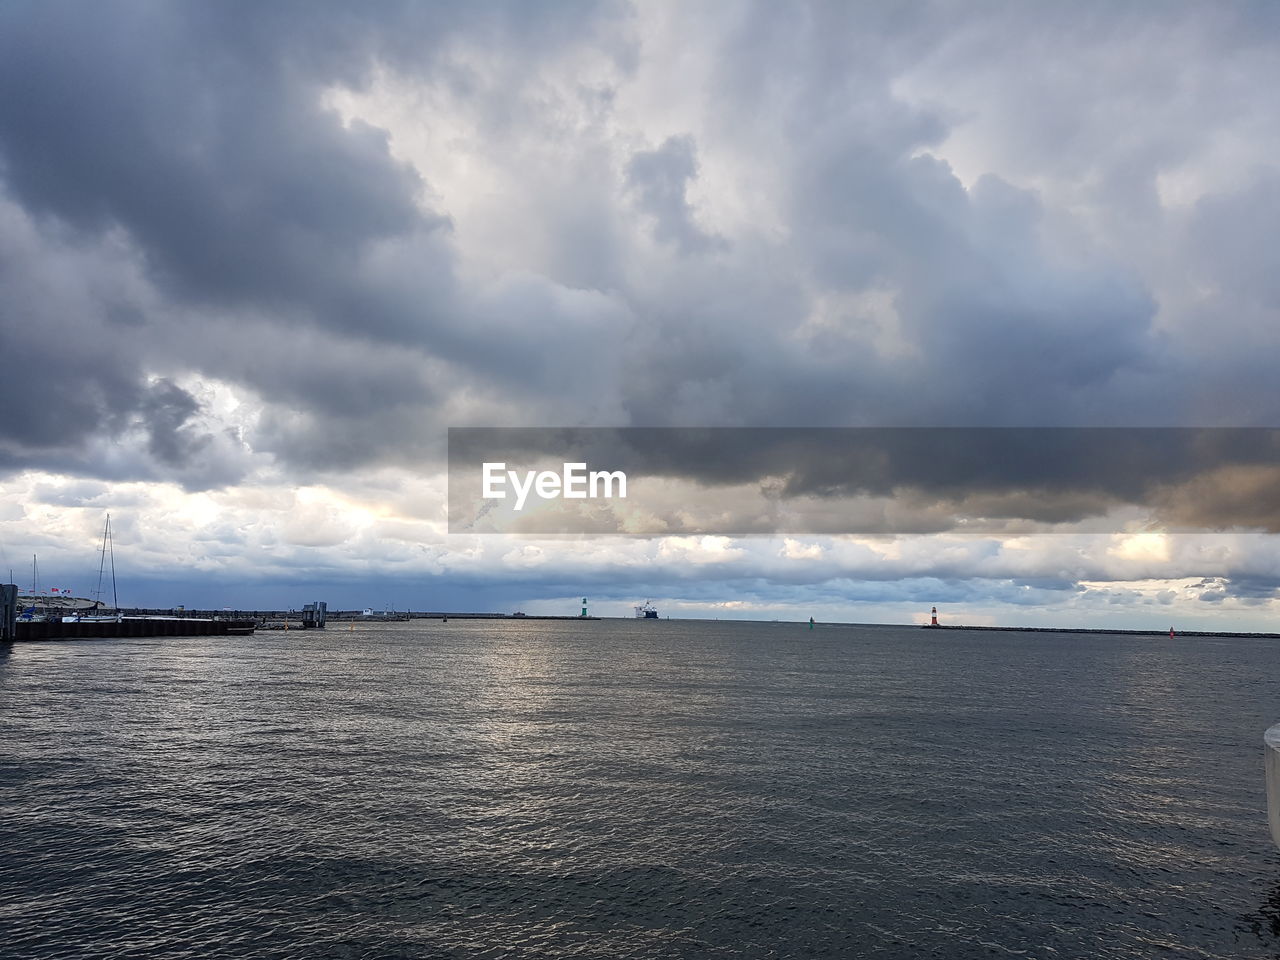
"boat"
63,515,121,623
9,523,122,623
634,601,659,619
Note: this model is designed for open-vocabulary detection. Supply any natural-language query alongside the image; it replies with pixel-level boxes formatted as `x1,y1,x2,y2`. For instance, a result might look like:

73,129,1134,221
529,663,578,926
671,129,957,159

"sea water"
3,619,1280,958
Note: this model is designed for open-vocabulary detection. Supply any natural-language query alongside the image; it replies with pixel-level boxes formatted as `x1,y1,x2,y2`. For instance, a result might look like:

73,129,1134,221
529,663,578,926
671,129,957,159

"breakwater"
922,623,1280,639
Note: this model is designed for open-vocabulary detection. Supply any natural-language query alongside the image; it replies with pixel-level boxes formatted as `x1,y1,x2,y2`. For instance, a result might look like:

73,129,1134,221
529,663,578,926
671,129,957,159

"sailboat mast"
95,517,108,608
108,515,118,610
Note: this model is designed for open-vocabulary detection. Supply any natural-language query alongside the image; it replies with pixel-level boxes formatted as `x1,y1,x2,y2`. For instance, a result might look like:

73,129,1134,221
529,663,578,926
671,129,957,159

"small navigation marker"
1170,626,1175,638
931,606,939,627
809,616,815,630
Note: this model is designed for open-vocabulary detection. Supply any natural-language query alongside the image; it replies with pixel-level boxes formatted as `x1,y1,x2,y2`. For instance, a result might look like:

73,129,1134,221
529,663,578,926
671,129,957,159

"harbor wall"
13,618,255,641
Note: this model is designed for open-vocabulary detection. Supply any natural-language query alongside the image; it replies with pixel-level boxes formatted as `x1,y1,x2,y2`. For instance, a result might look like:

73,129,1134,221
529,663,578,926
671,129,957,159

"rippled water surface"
5,620,1280,958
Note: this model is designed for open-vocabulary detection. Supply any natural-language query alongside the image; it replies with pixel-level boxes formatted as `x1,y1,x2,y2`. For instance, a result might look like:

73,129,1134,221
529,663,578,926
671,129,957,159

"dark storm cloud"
0,0,435,482
0,0,619,308
1,0,1278,494
0,191,249,489
0,4,435,316
0,0,628,481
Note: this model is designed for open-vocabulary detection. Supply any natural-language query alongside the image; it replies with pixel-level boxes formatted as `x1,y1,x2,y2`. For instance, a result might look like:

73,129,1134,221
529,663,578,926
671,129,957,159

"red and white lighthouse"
930,606,939,626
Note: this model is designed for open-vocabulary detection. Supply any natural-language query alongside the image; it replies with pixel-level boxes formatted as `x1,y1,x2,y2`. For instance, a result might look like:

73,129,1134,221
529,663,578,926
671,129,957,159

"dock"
0,589,609,644
0,585,334,642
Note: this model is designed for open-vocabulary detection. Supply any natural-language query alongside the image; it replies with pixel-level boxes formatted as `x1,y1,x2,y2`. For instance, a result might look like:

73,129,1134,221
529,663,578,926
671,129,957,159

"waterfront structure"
1,584,16,642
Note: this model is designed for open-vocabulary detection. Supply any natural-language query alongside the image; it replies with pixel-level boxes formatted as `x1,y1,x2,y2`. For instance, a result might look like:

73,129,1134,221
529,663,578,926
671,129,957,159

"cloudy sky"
1,1,1278,626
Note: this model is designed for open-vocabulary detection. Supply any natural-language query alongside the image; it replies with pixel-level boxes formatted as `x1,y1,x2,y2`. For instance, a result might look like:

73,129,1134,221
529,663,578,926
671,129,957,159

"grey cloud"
141,379,205,466
0,198,252,489
785,144,1162,425
595,5,1185,432
0,2,447,333
1,0,1278,494
4,0,1280,626
626,135,725,254
1194,579,1229,603
0,217,141,454
0,0,631,480
1166,171,1280,424
1189,174,1280,311
1221,576,1280,600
